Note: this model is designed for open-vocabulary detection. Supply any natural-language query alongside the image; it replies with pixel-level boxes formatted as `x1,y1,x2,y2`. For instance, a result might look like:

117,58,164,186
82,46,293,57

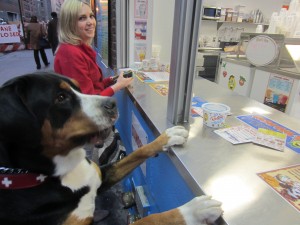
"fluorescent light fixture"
285,44,300,72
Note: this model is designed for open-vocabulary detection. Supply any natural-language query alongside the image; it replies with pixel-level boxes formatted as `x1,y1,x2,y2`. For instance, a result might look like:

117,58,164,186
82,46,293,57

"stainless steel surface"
285,38,300,45
223,57,300,79
222,57,254,67
127,76,300,225
229,34,300,77
198,47,222,51
127,78,170,134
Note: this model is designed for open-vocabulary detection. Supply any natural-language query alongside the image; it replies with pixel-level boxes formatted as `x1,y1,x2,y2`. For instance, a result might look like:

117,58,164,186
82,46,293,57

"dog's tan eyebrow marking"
59,81,72,91
70,79,80,88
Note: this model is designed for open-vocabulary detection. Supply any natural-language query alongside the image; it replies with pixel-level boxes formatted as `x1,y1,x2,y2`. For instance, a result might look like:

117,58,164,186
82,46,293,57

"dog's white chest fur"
60,153,102,219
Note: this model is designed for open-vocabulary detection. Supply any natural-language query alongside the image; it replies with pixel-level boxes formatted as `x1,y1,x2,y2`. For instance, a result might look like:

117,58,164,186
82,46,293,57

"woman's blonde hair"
58,0,91,45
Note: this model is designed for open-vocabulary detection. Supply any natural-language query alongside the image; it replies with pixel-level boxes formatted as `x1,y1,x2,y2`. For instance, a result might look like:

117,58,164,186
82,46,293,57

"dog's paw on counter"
162,126,189,151
179,195,223,225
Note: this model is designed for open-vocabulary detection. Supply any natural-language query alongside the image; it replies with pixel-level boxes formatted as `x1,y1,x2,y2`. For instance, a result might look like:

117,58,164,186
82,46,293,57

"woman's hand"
111,71,133,93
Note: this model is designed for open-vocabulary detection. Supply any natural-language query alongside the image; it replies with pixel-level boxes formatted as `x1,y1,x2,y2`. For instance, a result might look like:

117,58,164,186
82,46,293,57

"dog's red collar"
0,167,48,189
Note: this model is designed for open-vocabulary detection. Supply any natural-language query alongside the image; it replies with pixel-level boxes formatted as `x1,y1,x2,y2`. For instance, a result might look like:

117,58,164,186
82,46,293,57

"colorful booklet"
149,83,168,96
257,164,300,212
214,125,256,144
253,128,287,151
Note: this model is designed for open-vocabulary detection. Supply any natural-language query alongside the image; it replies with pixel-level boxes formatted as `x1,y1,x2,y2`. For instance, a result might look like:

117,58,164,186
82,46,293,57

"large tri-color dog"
0,72,222,225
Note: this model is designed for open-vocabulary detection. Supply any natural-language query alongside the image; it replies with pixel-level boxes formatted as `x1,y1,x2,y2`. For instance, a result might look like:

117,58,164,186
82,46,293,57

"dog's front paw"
179,195,223,225
162,126,189,151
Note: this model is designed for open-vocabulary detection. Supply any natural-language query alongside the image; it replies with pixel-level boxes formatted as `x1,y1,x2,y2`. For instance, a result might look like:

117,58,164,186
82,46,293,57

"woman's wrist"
111,83,122,93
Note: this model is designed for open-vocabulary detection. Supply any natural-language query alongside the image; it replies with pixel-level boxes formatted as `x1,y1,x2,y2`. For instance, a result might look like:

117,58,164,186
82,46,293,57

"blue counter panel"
115,90,195,215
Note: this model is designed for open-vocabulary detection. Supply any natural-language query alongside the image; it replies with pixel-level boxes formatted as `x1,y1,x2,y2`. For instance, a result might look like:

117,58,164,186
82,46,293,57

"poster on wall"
134,42,147,62
134,20,147,40
264,74,294,112
134,0,148,19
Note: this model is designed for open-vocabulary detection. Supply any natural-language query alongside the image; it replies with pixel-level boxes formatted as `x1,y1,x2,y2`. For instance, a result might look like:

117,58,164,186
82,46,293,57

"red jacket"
54,43,114,96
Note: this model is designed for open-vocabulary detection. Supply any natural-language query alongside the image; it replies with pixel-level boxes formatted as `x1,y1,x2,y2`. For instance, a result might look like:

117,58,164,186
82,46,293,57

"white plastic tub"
202,103,231,128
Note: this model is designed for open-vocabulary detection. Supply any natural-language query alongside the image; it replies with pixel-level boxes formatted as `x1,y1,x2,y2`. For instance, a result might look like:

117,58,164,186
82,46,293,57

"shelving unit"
201,19,269,31
217,21,269,30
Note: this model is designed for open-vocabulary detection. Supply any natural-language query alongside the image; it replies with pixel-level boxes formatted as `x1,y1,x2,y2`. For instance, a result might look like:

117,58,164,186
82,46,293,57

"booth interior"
93,0,300,224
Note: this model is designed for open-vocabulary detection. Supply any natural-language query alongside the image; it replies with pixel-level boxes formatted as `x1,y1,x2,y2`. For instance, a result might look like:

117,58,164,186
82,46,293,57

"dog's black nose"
102,98,117,116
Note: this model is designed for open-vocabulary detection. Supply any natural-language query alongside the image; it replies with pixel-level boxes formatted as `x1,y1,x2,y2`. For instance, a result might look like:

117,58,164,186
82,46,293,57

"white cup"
150,57,158,71
134,62,143,71
142,59,149,70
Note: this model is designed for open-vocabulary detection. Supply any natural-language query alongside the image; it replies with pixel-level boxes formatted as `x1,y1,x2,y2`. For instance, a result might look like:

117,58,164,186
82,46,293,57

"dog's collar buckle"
0,167,48,189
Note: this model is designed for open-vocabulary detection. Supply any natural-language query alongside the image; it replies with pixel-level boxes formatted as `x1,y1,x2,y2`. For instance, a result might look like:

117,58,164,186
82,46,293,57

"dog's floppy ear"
1,75,38,117
3,77,37,116
0,76,41,143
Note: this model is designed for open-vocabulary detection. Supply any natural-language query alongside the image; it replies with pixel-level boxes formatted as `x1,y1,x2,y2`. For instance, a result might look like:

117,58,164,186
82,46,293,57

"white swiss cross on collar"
36,174,47,182
0,169,48,189
2,177,12,188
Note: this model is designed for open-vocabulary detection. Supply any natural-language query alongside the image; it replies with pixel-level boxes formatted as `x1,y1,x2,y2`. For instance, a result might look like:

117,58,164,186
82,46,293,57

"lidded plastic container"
202,103,230,128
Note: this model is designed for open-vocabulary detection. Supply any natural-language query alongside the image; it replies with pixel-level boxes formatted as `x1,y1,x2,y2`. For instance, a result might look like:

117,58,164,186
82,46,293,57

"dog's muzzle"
102,98,117,119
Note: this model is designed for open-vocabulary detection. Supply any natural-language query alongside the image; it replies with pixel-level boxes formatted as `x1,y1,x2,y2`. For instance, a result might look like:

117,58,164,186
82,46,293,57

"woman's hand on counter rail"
111,71,133,93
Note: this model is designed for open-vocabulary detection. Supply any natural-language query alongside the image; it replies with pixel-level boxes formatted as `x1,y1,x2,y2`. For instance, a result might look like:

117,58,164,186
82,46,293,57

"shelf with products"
201,19,269,30
217,21,269,30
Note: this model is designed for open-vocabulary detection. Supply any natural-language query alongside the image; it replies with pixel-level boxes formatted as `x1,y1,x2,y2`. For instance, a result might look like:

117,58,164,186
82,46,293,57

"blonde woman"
54,0,132,96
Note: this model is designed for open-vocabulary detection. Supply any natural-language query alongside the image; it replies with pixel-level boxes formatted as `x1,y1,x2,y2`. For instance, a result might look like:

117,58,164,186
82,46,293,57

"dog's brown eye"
56,93,67,103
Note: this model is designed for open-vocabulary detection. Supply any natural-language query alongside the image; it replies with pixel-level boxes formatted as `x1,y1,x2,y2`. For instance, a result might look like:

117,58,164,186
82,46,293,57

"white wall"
152,0,175,64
